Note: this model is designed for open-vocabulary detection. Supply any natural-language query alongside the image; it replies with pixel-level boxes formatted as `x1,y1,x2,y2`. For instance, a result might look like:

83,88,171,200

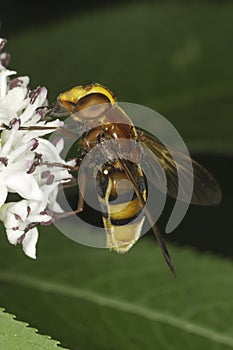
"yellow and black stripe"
96,160,147,252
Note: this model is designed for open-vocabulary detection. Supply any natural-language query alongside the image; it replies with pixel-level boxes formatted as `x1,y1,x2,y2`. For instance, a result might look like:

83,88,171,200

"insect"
17,83,221,274
40,83,221,275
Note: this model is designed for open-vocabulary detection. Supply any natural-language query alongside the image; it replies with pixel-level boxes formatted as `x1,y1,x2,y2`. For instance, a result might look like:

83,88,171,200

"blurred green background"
0,1,233,349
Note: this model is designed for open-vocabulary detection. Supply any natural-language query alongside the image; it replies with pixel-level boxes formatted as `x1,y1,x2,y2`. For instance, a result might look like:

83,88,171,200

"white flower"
0,120,43,206
0,37,73,258
0,200,52,258
35,137,74,213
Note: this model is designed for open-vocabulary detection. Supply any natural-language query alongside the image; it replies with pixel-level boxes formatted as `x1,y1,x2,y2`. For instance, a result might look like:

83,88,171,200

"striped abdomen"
96,160,147,252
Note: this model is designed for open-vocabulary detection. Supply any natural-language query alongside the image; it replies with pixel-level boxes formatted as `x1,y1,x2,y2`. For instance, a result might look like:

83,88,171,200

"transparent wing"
118,158,175,275
136,127,222,205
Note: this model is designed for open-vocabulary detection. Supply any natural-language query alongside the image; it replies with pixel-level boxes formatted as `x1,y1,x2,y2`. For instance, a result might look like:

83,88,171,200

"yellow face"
58,83,116,120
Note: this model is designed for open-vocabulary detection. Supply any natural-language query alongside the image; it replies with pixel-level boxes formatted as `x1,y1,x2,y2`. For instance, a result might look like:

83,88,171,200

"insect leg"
54,170,87,219
18,125,58,131
41,161,79,171
18,125,76,139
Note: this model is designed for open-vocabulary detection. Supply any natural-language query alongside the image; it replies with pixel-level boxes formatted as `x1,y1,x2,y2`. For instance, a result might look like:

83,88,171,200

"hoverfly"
39,84,222,274
41,83,222,274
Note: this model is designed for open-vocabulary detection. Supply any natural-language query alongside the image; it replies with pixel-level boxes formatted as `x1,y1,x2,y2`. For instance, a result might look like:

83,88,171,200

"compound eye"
75,93,111,119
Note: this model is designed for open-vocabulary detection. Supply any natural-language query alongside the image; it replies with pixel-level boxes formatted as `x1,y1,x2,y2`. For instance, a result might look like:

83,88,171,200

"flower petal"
54,137,64,154
1,86,27,112
0,184,7,207
6,228,23,245
22,228,38,259
7,199,28,221
37,137,66,163
0,121,20,155
0,69,16,98
19,87,47,124
29,213,51,223
5,172,43,200
47,185,64,213
27,200,46,214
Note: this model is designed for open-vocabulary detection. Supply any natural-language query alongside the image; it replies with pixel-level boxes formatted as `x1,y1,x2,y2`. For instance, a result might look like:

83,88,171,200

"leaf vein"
1,273,233,347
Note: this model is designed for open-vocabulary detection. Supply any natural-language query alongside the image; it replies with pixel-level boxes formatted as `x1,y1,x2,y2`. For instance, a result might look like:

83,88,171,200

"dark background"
1,0,139,35
2,0,232,35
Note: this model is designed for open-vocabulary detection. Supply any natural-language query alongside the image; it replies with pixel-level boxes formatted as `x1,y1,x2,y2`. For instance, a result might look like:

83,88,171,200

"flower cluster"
0,38,72,258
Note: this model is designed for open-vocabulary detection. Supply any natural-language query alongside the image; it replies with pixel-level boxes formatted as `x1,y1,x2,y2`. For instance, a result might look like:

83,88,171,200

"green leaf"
0,307,68,350
7,2,233,153
0,224,233,350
